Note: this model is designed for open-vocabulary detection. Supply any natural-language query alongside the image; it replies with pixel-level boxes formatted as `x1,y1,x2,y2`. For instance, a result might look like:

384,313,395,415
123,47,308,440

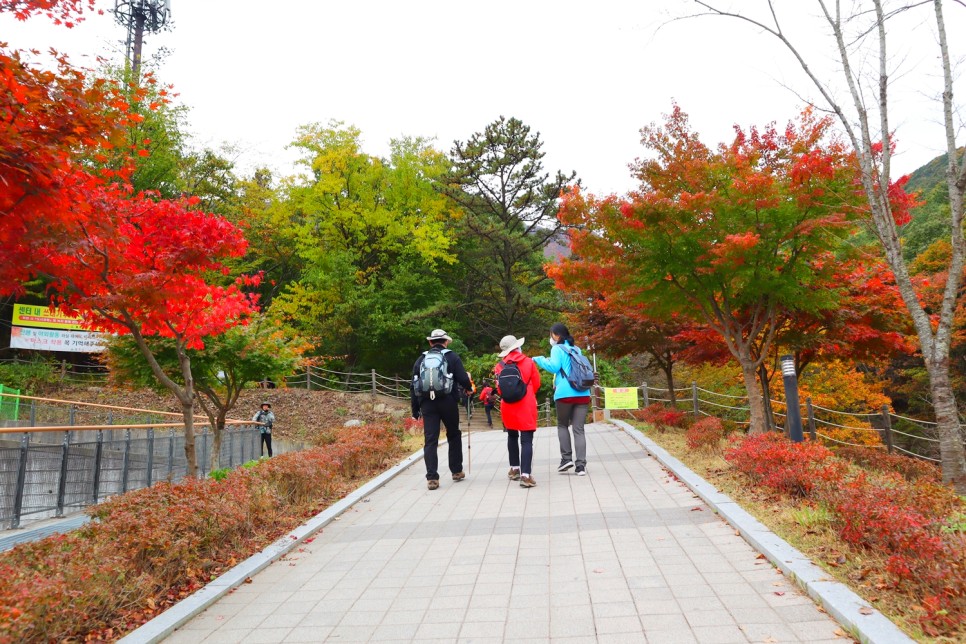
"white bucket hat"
426,329,453,342
498,335,525,358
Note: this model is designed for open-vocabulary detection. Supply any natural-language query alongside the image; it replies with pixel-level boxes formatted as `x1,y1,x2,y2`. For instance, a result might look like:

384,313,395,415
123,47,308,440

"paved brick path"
165,423,846,643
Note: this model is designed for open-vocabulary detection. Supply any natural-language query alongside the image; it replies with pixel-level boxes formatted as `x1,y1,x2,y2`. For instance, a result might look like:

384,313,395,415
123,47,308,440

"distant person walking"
534,323,591,476
411,329,474,490
253,402,275,457
479,382,496,428
494,335,541,488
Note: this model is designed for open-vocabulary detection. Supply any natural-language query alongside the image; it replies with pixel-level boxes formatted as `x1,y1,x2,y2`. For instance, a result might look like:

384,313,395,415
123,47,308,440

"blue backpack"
561,345,595,391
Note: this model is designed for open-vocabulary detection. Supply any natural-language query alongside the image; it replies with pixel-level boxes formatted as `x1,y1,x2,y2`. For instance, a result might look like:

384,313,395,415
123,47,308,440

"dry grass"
634,423,947,644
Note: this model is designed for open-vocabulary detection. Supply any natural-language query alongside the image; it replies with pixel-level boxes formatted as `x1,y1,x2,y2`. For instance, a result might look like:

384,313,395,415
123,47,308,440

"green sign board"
604,387,639,410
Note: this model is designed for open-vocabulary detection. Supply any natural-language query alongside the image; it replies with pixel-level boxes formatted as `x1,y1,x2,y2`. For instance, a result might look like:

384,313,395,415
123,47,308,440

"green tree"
442,117,578,348
106,318,306,469
268,122,460,373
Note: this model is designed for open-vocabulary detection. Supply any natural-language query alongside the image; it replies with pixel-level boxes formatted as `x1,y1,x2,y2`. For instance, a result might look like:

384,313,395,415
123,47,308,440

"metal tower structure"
113,0,172,80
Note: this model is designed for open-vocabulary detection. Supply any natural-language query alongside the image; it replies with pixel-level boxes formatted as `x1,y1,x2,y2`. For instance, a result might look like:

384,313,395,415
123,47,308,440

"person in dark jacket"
411,329,474,490
252,402,275,457
494,335,541,488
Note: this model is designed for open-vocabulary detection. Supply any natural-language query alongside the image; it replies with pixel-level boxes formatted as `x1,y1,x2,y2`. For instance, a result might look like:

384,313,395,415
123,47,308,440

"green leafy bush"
209,467,231,481
0,360,58,394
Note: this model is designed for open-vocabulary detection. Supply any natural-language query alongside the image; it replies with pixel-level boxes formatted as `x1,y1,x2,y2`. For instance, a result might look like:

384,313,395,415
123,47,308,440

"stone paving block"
295,609,342,627
682,608,736,629
677,595,727,613
595,614,645,634
728,606,784,624
202,629,259,644
255,612,303,629
338,608,385,626
691,623,751,643
737,621,800,642
644,629,700,644
370,622,419,641
504,618,550,639
239,627,292,643
414,620,462,639
282,625,334,642
719,592,771,611
633,597,681,615
670,583,717,598
785,618,846,639
160,629,202,644
458,621,505,638
324,624,377,641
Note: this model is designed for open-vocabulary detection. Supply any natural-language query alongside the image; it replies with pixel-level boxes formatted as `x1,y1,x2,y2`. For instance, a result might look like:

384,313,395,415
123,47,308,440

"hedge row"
725,433,965,638
0,422,401,642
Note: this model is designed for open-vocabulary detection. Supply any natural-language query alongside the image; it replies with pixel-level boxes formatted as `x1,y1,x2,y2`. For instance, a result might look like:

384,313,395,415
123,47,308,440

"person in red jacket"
479,383,496,428
494,335,541,488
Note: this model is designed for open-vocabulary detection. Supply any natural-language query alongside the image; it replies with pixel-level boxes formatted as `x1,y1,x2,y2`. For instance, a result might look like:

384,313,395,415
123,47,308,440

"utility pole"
113,0,172,81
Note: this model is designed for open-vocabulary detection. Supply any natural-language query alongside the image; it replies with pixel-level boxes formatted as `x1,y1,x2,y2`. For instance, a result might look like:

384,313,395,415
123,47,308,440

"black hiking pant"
260,432,273,457
419,396,462,480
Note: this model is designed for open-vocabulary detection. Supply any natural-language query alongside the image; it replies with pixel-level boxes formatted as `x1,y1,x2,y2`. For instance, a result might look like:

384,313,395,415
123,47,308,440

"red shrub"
835,446,941,483
686,416,725,451
820,471,966,634
724,432,846,497
635,403,688,432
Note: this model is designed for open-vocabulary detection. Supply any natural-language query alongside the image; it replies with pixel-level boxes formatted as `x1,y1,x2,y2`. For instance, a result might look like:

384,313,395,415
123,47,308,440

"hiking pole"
467,374,474,474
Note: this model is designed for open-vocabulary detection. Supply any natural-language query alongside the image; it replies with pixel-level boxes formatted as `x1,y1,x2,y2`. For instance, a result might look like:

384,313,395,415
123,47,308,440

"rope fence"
606,380,958,465
4,359,959,467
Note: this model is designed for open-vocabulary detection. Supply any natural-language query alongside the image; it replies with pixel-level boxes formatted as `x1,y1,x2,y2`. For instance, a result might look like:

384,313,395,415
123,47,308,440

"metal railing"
0,394,302,529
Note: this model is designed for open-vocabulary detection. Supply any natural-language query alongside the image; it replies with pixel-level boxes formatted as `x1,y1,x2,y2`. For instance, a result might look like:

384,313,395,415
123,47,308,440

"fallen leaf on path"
859,607,874,615
833,628,846,637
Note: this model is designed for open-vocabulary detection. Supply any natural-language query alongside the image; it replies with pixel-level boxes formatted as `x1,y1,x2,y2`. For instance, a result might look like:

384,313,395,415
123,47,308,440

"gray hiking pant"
556,401,589,467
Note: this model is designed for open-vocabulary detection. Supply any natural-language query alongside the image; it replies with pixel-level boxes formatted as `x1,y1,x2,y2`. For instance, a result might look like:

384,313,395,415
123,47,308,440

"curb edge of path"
119,447,425,644
610,419,915,644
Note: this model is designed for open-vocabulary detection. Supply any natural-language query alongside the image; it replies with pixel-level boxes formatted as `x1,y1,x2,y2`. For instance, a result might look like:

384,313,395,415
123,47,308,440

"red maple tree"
2,1,258,476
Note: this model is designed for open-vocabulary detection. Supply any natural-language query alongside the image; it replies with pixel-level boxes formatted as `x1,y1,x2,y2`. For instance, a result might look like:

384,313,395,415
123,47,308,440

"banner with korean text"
9,327,106,353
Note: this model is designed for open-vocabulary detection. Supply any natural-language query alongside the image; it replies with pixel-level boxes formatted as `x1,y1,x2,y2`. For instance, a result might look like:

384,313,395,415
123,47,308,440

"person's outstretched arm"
534,345,565,374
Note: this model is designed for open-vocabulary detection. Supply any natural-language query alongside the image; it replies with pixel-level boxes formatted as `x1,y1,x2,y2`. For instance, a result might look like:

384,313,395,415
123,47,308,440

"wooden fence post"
805,397,817,441
642,382,649,407
880,404,894,454
691,382,699,416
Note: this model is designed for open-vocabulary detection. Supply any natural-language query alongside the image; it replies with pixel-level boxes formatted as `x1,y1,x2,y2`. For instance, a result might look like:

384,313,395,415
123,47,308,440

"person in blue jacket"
533,322,592,476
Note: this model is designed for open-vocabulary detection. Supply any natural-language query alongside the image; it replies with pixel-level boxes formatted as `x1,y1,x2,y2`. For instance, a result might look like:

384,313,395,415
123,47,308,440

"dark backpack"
562,345,595,391
414,348,453,400
496,360,528,403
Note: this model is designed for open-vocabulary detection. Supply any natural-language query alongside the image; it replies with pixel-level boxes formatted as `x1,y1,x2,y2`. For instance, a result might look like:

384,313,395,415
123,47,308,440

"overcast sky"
4,1,965,195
